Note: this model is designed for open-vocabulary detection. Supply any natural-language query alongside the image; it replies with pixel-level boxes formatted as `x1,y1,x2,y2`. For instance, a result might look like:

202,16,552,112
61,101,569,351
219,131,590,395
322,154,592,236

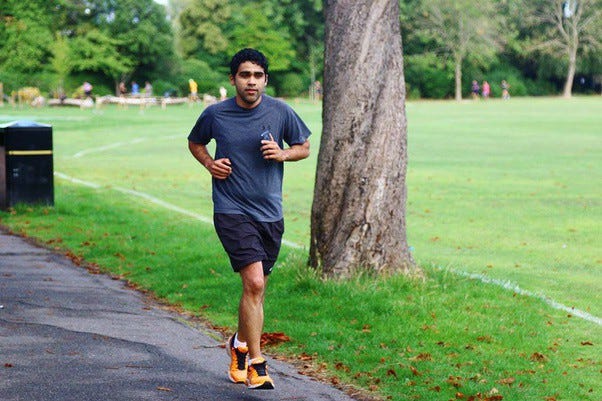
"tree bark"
455,56,463,101
309,0,417,278
563,48,576,98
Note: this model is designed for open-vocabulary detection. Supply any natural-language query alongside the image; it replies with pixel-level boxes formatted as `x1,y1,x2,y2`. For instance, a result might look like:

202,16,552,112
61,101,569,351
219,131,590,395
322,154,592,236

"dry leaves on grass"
260,332,290,347
496,377,515,386
408,352,433,362
530,352,547,362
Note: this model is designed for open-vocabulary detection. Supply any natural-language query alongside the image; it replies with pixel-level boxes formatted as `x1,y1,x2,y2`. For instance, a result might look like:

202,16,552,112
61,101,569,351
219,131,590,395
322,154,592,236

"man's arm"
188,140,232,179
261,139,310,163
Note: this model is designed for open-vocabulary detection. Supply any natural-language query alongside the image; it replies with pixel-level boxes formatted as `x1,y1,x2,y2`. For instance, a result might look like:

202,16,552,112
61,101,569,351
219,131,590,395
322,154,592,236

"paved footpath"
0,229,357,401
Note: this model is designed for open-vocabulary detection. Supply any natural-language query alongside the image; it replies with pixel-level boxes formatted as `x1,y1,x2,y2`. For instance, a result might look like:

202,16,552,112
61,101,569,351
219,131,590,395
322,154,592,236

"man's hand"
208,158,232,179
261,134,310,162
261,134,287,162
188,141,232,180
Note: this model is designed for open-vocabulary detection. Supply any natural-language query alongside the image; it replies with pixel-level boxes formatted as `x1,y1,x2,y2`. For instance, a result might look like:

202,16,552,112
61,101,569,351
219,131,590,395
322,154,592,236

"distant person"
314,80,322,101
144,81,153,97
501,80,510,100
471,80,480,100
189,79,198,102
187,48,311,390
118,81,128,108
83,81,93,99
219,86,227,101
131,81,140,96
482,81,490,99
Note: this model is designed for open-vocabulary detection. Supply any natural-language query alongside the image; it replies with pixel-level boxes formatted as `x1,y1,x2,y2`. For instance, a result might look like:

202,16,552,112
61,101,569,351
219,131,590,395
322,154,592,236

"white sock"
234,333,247,349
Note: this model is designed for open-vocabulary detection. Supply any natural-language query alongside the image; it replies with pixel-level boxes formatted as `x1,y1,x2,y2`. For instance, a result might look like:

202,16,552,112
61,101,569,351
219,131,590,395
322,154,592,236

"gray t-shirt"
188,95,311,222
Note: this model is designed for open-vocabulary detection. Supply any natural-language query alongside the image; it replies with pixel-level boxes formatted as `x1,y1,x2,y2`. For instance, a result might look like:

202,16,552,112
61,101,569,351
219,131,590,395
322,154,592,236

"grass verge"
1,181,599,401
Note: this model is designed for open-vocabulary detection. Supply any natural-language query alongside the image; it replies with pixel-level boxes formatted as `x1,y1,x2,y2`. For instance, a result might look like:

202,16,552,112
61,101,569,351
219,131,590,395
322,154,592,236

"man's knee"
241,263,266,297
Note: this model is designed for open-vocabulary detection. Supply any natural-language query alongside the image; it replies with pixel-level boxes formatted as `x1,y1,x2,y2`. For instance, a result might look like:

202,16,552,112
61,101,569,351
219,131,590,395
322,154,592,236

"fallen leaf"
447,376,463,388
409,353,433,361
410,366,421,376
497,377,515,386
334,362,350,372
156,386,172,392
530,352,547,362
580,341,593,346
260,332,290,346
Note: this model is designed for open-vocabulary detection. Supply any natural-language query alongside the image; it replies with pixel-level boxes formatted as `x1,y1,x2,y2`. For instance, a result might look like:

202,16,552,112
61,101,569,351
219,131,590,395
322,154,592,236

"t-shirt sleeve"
282,106,312,147
187,108,214,145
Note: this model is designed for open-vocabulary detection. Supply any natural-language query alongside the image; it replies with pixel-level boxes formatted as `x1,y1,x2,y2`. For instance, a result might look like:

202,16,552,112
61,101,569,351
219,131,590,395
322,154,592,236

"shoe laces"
232,347,248,371
250,360,268,376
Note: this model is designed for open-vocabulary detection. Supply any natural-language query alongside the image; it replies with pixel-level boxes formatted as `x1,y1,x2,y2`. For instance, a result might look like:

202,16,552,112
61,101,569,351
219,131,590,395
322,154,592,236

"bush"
524,79,558,96
485,70,528,98
482,62,548,97
404,54,454,99
152,79,180,98
178,59,223,96
65,74,113,98
277,73,306,98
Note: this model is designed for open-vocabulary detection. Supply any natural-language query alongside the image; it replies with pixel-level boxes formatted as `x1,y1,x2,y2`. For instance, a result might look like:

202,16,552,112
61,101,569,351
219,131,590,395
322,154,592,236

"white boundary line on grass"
72,135,182,158
54,171,600,326
435,267,601,326
53,172,302,249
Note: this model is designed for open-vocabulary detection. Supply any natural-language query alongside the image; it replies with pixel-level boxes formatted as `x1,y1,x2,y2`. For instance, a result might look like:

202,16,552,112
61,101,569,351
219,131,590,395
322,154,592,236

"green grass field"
1,97,600,400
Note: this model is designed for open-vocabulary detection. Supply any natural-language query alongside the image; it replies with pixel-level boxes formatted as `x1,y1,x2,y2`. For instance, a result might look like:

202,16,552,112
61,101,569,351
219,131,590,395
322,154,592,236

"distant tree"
166,0,192,57
309,0,416,277
96,0,175,81
178,0,231,60
49,33,72,94
526,0,602,97
69,28,134,90
226,3,296,72
418,0,505,100
253,0,324,79
0,1,54,77
166,0,192,22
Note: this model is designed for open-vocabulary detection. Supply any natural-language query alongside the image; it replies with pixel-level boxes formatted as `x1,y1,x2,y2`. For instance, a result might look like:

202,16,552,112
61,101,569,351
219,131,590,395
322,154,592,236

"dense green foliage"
0,0,600,99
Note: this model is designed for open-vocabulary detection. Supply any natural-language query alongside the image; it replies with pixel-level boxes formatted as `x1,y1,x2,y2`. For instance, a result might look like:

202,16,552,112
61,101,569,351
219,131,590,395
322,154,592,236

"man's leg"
237,261,275,389
237,261,268,360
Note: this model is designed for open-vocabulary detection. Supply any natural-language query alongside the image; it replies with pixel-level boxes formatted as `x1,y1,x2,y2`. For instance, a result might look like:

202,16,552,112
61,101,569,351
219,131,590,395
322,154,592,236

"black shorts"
213,213,284,276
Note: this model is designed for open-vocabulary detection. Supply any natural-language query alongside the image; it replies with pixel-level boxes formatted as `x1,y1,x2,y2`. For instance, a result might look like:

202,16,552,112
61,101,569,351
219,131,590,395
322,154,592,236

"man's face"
230,61,268,109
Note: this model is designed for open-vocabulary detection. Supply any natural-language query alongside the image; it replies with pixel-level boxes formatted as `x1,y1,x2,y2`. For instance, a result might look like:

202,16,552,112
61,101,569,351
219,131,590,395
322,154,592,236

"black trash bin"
0,120,54,210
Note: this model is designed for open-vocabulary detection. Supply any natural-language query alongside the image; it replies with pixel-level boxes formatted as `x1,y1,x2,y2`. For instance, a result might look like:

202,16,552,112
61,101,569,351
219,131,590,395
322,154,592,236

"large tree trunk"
309,0,417,278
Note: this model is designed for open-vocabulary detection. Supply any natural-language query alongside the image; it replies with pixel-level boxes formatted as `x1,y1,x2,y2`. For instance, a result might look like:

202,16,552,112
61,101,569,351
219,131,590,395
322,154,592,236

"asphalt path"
0,229,357,401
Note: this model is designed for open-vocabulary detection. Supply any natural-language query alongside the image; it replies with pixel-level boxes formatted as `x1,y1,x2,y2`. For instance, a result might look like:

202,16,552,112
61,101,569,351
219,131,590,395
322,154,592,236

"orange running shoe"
226,334,248,383
246,357,275,390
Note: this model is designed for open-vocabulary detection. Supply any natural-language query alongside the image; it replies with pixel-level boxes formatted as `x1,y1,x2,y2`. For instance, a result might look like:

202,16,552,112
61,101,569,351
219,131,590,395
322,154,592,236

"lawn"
0,96,600,400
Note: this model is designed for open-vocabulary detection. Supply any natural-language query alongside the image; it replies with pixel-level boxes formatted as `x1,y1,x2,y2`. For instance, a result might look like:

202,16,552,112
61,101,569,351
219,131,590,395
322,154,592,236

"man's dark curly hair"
229,48,269,77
